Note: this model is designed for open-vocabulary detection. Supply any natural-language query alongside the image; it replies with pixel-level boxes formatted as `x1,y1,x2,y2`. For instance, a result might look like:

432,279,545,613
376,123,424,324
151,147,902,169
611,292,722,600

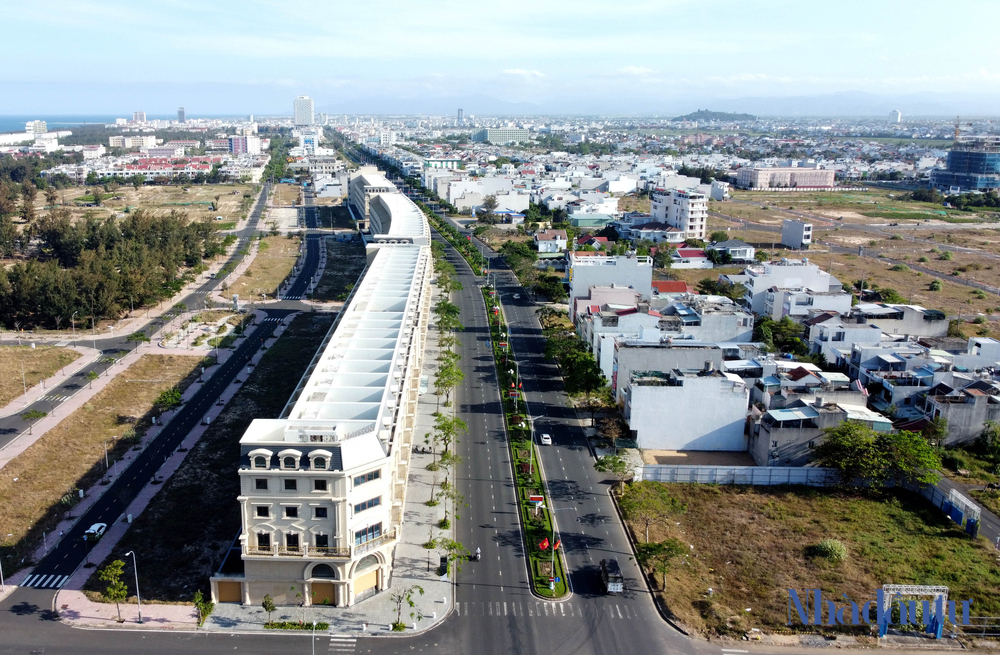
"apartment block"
735,167,836,190
650,188,708,240
567,253,653,321
348,167,397,232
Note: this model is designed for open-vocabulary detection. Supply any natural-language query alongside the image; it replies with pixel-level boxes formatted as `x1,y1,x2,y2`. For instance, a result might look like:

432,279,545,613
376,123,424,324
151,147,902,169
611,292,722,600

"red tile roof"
651,281,690,294
675,249,706,258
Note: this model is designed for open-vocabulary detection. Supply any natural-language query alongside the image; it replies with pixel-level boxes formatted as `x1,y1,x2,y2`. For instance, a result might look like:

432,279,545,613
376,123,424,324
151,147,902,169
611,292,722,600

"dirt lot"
0,345,81,407
312,239,367,301
623,484,1000,636
31,184,256,227
84,313,335,602
618,195,650,214
0,354,202,572
227,235,302,298
274,183,300,206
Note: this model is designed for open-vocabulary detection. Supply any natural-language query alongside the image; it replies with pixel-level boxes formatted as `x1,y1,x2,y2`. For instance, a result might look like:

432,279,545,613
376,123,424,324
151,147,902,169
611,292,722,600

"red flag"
538,538,549,550
510,382,515,388
518,382,523,389
553,540,561,550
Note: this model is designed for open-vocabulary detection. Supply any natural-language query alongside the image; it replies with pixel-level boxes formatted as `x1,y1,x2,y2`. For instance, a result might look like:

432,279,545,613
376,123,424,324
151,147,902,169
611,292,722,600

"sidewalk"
0,311,288,606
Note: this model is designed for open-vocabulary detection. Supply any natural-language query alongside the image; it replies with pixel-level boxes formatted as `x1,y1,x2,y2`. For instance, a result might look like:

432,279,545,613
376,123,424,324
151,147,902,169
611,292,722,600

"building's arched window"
283,456,297,469
312,563,338,579
356,554,379,573
314,457,326,470
254,456,267,469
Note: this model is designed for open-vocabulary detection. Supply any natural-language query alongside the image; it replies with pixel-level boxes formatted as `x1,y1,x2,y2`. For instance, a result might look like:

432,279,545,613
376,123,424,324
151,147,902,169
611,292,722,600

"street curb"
604,487,692,637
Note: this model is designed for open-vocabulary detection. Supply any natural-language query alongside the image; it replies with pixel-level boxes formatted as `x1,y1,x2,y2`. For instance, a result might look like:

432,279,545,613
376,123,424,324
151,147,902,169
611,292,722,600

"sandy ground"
640,450,757,466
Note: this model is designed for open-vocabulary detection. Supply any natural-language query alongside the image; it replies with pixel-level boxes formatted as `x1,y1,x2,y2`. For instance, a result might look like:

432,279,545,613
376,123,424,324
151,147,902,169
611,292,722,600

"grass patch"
228,235,301,298
0,354,202,573
624,484,1000,637
274,184,300,205
312,239,366,301
265,621,330,630
83,313,334,602
0,345,81,407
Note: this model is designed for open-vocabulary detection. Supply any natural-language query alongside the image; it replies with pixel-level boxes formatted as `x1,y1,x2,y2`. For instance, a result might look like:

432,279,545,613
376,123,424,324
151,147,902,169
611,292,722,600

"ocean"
0,114,230,135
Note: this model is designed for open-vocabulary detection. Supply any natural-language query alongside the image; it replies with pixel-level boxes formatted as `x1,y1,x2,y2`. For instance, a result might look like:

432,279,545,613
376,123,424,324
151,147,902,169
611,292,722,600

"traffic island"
482,287,568,598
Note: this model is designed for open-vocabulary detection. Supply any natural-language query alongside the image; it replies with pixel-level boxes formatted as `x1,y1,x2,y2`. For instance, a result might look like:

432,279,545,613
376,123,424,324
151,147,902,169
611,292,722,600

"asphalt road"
0,182,273,450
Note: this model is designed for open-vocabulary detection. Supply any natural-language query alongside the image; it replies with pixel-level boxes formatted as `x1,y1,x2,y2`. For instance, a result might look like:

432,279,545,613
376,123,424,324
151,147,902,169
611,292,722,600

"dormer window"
254,456,267,469
283,456,297,469
314,457,326,470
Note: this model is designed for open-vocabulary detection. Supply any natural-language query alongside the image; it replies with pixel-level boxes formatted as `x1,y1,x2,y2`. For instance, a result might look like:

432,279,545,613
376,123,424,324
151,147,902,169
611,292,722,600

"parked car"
513,294,521,300
601,558,624,594
84,523,107,541
540,433,552,445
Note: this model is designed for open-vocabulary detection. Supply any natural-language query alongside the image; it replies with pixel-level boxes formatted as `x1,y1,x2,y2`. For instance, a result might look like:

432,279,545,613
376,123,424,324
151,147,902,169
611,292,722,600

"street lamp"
124,550,142,623
312,620,317,655
71,311,77,341
548,507,574,592
0,533,12,592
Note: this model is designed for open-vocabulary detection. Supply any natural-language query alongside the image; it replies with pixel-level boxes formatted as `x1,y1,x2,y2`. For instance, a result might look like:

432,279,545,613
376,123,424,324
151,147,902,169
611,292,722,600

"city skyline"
3,0,1000,116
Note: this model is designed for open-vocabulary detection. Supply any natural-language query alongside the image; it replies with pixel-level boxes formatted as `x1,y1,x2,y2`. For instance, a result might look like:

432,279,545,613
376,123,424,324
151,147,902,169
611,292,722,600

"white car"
84,523,107,541
513,294,521,299
540,433,552,445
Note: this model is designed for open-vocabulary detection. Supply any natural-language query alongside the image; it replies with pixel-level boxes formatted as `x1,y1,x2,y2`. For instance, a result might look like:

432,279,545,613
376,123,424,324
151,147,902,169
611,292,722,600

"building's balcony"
355,527,398,556
244,544,351,559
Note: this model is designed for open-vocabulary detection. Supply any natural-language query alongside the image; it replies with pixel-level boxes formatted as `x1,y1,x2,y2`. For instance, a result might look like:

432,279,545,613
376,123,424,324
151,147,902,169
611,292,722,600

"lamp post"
548,507,574,592
124,550,142,623
71,311,77,342
1,533,12,592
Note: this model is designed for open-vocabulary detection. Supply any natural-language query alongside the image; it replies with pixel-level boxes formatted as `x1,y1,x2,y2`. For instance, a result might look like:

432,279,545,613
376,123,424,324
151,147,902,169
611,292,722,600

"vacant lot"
0,345,81,407
623,484,1000,637
84,313,334,602
227,235,301,299
730,189,991,224
312,239,367,301
317,204,355,229
618,194,650,214
0,354,202,573
38,184,256,226
274,183,300,206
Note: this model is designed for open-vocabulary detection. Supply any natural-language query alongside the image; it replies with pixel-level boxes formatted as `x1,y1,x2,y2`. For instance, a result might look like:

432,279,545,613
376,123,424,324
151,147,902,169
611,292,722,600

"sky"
3,0,1000,117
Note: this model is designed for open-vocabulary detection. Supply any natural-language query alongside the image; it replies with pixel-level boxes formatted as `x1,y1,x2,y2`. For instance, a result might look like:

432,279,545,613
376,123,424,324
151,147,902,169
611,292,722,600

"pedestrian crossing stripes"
454,601,641,620
282,294,304,300
327,635,356,653
20,574,69,589
261,317,282,323
41,394,69,403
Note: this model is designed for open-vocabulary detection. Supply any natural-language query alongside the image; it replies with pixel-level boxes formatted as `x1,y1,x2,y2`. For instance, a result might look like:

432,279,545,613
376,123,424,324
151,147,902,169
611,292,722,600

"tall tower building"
457,108,464,125
890,109,902,123
178,107,186,123
294,96,315,127
132,111,146,123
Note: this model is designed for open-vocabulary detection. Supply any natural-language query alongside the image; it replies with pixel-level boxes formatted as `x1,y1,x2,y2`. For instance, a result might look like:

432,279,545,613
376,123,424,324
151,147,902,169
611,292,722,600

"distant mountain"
671,109,756,122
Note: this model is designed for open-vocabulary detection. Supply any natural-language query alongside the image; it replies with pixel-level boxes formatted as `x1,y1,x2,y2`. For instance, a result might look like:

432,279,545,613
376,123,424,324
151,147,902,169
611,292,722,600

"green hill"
672,109,756,122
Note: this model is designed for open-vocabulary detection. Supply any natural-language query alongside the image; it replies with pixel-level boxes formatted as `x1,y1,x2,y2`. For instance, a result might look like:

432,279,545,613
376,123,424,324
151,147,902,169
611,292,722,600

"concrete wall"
568,257,652,320
627,377,749,450
612,344,723,401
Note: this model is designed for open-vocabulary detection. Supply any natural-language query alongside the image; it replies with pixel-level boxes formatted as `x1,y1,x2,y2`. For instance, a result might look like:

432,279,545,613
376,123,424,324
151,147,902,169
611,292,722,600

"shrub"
889,264,909,272
929,280,943,291
808,538,847,563
973,316,988,324
918,256,929,263
940,251,953,261
890,234,903,240
265,621,330,630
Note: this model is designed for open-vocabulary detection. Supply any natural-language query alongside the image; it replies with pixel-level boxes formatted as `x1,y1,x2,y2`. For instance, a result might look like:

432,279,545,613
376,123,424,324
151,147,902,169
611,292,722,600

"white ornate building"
211,173,432,607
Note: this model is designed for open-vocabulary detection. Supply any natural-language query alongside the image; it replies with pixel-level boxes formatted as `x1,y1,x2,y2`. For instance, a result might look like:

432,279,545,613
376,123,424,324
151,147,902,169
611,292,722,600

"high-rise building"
294,96,315,127
890,109,901,123
132,111,146,123
650,188,708,240
25,120,47,134
457,108,464,124
471,127,529,145
930,136,1000,192
229,136,262,155
178,107,186,123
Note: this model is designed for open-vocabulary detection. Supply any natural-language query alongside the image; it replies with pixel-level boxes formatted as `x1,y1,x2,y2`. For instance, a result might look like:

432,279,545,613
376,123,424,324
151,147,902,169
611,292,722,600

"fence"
639,465,838,486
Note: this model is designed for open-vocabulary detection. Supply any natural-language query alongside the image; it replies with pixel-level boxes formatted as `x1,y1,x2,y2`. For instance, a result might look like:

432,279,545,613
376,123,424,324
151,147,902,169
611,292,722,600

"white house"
534,229,568,253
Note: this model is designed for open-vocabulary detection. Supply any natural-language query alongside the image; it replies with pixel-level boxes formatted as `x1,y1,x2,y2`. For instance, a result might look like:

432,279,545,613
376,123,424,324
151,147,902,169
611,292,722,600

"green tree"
709,230,729,243
929,279,943,291
595,454,632,492
619,481,687,543
86,370,99,389
434,359,464,406
261,594,276,623
431,538,470,576
98,559,128,623
21,409,47,435
193,590,214,626
812,422,941,488
653,246,676,270
636,538,686,589
478,195,498,224
390,584,425,631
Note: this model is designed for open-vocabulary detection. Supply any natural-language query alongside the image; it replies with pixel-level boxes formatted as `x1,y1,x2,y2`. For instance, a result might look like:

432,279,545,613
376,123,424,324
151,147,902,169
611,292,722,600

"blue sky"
3,0,1000,116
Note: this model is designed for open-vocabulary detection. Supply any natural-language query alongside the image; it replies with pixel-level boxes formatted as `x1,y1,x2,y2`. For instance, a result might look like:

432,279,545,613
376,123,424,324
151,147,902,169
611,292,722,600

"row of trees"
0,208,226,328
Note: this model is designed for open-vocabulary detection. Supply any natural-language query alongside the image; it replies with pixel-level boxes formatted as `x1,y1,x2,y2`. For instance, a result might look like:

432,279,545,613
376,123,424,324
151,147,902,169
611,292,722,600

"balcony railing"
355,527,398,556
245,544,351,559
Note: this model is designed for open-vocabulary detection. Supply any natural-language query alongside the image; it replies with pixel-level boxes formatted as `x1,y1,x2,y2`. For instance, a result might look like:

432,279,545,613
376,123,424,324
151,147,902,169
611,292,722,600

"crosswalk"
41,393,70,403
261,317,283,323
21,573,69,589
282,294,304,300
327,635,356,653
455,600,642,621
